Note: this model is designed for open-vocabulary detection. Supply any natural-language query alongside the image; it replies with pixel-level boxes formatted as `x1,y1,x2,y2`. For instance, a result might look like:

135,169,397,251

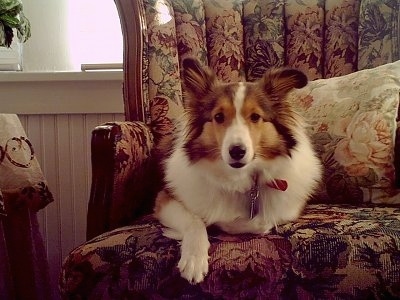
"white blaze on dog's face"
181,58,307,169
220,83,254,168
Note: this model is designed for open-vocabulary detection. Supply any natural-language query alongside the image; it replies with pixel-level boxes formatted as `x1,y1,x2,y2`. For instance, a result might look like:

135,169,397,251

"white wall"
22,0,71,71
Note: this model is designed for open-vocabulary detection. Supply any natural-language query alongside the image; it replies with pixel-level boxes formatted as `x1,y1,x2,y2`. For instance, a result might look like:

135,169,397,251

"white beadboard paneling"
19,113,125,299
40,115,62,296
69,114,89,245
57,115,76,265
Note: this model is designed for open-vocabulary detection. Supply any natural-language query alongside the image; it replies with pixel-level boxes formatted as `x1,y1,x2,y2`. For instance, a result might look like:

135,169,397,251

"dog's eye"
250,113,261,123
214,112,225,124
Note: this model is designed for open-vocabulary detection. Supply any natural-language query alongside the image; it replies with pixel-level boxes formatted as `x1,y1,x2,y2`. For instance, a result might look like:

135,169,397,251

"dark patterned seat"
62,205,400,298
60,0,400,298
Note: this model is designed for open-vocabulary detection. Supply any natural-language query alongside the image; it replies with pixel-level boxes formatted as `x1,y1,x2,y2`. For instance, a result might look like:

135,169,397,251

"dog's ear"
260,68,307,98
182,58,216,98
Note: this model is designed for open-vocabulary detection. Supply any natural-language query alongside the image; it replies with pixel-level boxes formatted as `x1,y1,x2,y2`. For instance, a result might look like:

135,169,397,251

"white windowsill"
0,70,123,82
0,70,124,115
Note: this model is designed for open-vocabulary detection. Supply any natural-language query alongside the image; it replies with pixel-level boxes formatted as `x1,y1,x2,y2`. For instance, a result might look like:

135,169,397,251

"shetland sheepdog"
154,58,322,284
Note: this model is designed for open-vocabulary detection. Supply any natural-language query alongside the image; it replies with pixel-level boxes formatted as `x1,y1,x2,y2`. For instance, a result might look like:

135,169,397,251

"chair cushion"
60,204,400,299
290,61,400,205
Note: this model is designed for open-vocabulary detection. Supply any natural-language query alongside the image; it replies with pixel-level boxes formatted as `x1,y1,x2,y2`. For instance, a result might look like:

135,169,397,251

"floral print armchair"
60,0,400,298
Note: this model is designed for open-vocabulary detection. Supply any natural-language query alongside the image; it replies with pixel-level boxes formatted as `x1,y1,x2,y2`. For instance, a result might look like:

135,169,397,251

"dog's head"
181,57,307,169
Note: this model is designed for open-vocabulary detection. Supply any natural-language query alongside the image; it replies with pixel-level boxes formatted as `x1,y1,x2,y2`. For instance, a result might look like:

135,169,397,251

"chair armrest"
86,121,158,240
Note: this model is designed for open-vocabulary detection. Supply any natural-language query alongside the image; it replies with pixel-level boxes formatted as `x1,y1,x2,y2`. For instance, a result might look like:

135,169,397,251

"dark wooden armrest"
86,121,157,240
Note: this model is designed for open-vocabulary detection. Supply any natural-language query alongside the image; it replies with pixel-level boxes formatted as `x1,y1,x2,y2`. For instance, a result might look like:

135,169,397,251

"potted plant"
0,0,30,47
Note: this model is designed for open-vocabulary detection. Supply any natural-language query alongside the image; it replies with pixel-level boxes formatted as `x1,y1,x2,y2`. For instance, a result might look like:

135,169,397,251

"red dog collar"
266,179,288,191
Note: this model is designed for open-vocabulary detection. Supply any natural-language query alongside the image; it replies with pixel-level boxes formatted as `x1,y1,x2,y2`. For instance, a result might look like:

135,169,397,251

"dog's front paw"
178,236,210,284
178,251,209,284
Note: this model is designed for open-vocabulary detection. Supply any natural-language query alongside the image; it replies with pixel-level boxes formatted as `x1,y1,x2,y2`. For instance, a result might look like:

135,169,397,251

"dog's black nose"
229,144,246,160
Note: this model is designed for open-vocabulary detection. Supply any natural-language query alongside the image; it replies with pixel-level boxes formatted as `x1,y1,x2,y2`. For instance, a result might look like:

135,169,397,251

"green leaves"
0,0,22,15
0,0,30,47
16,10,29,42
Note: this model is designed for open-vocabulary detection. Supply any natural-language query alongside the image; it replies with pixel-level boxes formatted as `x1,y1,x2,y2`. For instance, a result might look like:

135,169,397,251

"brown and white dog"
154,58,322,284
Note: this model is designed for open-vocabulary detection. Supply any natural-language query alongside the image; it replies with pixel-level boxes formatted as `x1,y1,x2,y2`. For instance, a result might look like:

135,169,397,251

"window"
0,0,123,72
68,0,123,70
0,0,123,71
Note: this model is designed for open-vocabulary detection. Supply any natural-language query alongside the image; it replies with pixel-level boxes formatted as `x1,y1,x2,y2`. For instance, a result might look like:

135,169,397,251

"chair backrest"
86,0,399,237
115,0,399,137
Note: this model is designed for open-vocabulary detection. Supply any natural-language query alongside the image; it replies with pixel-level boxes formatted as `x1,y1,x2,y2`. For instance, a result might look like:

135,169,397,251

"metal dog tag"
248,182,259,219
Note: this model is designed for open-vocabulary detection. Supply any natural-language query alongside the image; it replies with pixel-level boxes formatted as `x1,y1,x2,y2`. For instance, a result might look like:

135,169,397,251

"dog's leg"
155,190,210,283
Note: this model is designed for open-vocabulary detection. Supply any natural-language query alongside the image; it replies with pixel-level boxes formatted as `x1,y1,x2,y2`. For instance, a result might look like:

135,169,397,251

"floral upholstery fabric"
285,0,325,80
61,204,400,299
60,0,400,298
143,0,399,131
243,0,284,82
205,0,246,82
107,121,155,228
358,0,399,70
